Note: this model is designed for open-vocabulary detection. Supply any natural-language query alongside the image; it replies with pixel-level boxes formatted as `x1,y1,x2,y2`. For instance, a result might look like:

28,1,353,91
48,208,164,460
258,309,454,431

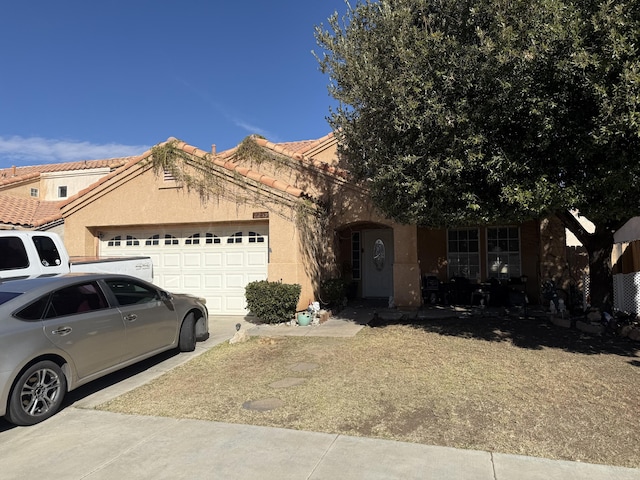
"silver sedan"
0,273,209,426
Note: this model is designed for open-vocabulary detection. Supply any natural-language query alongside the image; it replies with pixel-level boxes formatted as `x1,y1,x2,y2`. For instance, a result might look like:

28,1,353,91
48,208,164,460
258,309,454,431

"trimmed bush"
245,280,301,324
320,278,348,308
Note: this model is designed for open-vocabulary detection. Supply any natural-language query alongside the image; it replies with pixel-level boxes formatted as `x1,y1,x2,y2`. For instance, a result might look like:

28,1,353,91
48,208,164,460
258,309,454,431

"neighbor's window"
447,228,480,279
30,188,39,197
58,186,67,198
487,226,521,280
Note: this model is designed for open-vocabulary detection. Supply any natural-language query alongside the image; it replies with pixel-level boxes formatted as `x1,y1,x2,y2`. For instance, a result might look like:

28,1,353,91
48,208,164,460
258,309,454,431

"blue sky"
0,1,347,168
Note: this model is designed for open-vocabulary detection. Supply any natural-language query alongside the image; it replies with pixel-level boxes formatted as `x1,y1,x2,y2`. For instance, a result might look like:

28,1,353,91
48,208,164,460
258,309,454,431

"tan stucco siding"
0,179,40,198
64,167,273,250
392,224,421,306
62,163,315,311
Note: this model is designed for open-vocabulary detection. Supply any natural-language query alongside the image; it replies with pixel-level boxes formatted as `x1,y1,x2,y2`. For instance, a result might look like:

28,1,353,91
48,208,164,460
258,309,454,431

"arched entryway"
336,222,394,300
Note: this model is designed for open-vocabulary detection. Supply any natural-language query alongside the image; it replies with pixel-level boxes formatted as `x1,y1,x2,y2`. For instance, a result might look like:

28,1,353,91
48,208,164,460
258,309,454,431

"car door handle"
51,327,72,336
124,314,138,322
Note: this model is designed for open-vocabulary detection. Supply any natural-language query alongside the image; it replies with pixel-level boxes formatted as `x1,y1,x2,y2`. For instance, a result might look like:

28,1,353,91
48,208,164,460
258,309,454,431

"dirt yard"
98,315,640,468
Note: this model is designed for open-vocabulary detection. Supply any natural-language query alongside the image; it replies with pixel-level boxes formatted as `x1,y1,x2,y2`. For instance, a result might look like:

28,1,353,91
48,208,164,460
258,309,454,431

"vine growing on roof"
151,136,341,291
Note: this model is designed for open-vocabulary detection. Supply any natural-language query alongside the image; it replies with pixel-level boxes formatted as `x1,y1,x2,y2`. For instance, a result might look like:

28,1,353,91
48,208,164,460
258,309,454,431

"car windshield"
0,291,22,305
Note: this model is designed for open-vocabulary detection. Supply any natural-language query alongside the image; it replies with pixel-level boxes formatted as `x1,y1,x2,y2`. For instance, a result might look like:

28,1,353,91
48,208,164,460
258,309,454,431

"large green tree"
315,0,640,307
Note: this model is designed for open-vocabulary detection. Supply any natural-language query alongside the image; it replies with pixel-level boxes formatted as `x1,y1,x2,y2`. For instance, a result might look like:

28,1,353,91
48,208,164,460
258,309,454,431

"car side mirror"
160,290,173,302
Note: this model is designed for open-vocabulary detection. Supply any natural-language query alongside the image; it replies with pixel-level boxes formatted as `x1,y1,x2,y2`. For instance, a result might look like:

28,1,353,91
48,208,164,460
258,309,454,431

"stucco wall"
41,169,111,201
0,179,40,199
62,163,315,311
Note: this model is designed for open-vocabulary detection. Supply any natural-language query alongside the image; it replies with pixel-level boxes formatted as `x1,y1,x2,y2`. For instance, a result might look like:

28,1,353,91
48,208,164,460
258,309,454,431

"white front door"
362,229,394,298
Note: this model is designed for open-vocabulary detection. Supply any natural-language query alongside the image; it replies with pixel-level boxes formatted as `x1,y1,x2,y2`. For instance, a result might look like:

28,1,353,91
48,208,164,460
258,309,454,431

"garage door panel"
100,227,268,315
247,273,267,283
226,274,246,288
162,274,182,289
183,253,202,267
204,253,223,266
247,252,267,266
225,296,246,312
225,252,244,267
163,253,181,267
205,274,223,288
207,297,223,312
183,275,202,289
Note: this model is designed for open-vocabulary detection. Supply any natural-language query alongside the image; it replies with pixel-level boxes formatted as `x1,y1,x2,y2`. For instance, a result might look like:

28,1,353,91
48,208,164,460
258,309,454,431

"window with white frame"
164,234,179,245
447,228,480,279
145,235,159,246
30,188,39,197
185,233,201,245
125,235,139,246
107,235,122,247
227,232,243,244
205,233,221,244
58,186,67,198
487,226,521,280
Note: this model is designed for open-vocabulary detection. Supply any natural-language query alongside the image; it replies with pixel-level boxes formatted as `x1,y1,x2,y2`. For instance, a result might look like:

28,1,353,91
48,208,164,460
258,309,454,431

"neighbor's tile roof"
0,194,63,228
0,158,132,187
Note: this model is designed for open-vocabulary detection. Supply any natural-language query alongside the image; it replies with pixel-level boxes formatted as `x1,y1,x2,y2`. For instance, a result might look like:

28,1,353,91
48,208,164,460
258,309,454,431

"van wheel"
6,361,67,426
179,313,196,352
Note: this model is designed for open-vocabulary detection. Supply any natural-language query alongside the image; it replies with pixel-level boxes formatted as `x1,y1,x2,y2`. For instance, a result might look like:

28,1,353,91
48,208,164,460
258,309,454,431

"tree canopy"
315,0,640,305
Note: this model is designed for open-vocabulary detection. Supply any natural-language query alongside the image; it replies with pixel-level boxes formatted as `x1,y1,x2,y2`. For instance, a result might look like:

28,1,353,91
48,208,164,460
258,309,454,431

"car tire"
6,360,67,426
178,313,197,352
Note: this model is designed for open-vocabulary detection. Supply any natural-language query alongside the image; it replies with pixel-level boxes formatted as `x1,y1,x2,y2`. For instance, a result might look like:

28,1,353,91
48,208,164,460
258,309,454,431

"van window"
0,237,29,270
32,236,62,267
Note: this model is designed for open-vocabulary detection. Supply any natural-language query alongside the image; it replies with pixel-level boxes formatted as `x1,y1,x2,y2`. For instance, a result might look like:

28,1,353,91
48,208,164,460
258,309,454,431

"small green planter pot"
297,312,312,326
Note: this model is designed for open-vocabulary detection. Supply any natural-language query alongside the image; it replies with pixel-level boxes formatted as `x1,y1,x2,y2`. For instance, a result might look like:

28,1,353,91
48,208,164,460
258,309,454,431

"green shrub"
320,278,348,308
245,280,301,324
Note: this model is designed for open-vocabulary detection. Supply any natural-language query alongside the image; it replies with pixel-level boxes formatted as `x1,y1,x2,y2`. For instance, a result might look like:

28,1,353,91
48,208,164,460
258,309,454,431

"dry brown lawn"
98,315,640,468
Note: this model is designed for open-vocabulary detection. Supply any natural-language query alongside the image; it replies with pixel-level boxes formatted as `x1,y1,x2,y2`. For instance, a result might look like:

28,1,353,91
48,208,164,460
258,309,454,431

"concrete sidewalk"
1,312,638,479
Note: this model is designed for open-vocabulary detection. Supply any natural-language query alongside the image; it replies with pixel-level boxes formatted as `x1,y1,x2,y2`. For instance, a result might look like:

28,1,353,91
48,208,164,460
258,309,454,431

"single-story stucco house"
0,133,570,315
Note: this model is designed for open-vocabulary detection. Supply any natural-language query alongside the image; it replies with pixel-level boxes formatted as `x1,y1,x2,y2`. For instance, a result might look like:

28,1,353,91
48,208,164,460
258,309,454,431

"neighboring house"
0,134,569,314
0,158,131,234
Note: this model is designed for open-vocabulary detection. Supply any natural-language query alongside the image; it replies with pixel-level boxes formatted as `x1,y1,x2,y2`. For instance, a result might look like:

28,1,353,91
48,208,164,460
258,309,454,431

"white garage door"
99,226,268,315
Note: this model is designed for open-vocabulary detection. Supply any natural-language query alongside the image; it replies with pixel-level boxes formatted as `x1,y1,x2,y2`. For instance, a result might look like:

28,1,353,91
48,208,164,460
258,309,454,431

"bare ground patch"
98,317,640,468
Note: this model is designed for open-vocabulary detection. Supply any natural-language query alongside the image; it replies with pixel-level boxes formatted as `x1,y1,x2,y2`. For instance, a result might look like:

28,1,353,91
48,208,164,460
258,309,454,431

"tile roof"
3,133,342,227
0,158,132,188
163,138,310,199
0,194,63,228
60,137,315,215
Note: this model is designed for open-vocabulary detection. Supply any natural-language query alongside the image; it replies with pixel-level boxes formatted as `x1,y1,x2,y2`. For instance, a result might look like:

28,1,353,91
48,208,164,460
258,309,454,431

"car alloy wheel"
7,361,67,426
